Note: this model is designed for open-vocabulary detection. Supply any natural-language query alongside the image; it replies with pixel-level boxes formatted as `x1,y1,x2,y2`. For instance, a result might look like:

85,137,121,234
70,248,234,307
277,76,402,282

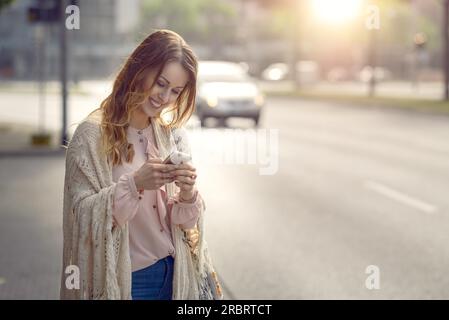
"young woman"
60,30,221,300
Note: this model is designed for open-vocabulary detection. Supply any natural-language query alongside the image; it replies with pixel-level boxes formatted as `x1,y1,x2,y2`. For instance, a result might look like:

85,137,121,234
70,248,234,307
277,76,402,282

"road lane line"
364,180,438,214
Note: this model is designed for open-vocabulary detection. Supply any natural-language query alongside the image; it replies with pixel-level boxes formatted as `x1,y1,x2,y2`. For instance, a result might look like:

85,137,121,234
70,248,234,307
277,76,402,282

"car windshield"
198,62,249,82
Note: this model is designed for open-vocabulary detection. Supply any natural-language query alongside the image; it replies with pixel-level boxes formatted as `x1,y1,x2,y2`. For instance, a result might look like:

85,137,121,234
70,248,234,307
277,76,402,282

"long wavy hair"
90,29,198,166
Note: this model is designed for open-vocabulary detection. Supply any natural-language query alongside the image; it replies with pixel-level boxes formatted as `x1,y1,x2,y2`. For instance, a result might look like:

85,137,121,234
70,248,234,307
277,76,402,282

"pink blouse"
111,123,202,272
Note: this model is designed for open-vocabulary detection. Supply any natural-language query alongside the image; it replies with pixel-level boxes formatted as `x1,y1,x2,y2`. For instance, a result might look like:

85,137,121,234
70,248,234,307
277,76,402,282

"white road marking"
364,180,438,214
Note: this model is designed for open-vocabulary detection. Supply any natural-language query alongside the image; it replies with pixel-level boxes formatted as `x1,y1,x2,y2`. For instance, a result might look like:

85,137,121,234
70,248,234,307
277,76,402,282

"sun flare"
312,0,364,25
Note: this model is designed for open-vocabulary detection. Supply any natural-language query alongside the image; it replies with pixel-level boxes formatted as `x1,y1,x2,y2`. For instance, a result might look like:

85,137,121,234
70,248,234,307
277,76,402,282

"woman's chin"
141,103,158,117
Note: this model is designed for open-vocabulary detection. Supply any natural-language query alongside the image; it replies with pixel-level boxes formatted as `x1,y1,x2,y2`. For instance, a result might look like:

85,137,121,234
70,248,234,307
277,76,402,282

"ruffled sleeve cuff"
169,190,204,229
112,172,141,227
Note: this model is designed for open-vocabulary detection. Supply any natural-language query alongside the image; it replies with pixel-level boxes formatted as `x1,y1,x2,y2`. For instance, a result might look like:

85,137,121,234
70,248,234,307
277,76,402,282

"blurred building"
0,0,296,81
1,0,442,83
0,0,140,80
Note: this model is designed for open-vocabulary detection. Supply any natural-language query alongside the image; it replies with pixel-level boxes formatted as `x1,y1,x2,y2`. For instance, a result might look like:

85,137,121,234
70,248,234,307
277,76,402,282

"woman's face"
140,61,189,118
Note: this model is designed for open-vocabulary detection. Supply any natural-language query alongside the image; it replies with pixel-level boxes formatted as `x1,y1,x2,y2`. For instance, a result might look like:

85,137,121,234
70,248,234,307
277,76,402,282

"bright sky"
311,0,364,24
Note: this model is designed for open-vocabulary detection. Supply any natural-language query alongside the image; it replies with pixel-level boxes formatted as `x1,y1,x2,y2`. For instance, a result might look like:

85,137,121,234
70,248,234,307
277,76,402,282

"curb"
0,148,66,158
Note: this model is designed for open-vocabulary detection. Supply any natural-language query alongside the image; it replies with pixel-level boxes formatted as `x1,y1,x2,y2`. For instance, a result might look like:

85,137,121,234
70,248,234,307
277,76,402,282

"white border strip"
364,180,438,214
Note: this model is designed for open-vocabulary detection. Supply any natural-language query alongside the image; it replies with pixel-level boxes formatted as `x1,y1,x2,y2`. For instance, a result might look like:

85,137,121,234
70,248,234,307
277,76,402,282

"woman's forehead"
159,61,189,88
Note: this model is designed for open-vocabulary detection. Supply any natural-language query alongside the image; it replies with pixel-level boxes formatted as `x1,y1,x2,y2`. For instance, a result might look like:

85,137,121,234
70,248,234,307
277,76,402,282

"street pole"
368,27,377,97
60,0,68,146
444,0,449,100
36,24,46,134
292,0,301,91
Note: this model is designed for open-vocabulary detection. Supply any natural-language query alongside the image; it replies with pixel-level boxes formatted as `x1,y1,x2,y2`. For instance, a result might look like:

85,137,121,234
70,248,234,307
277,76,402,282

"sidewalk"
0,122,65,157
0,79,112,96
0,80,106,156
0,153,64,299
259,80,449,115
258,80,446,100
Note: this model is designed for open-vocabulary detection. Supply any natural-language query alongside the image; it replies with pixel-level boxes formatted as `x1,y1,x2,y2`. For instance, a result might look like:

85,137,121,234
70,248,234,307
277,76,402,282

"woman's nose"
159,89,170,103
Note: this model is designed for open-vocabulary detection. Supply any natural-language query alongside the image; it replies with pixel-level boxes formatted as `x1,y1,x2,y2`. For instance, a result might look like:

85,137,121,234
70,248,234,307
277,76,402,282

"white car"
196,61,264,127
261,61,320,84
358,66,392,83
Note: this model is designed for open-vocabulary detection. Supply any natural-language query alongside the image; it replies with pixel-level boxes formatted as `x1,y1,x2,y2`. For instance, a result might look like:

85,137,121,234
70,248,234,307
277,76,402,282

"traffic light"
414,32,427,50
27,6,40,23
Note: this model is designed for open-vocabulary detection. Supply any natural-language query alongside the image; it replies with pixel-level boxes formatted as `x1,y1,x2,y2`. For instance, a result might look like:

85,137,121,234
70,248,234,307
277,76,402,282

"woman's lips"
149,98,162,108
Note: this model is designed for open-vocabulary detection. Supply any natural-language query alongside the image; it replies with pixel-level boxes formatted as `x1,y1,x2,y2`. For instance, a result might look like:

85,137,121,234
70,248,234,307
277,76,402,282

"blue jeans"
131,255,174,300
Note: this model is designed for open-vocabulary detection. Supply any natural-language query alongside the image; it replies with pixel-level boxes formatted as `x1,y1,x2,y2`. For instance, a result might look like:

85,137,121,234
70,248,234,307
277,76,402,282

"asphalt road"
1,96,449,299
201,97,449,299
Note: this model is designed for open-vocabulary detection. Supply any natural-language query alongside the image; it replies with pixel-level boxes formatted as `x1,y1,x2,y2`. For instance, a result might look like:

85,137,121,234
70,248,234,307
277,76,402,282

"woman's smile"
149,97,162,109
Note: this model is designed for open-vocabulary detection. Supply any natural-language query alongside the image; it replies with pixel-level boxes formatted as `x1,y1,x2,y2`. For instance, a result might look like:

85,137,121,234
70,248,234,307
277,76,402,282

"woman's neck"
129,110,151,130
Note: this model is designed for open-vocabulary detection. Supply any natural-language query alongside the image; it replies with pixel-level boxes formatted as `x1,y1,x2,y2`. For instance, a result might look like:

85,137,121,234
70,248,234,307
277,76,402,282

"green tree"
0,0,15,12
138,0,236,46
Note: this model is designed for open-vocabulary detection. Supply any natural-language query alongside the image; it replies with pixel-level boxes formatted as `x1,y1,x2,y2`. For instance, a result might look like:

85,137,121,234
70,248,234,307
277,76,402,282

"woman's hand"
172,162,197,201
133,158,178,191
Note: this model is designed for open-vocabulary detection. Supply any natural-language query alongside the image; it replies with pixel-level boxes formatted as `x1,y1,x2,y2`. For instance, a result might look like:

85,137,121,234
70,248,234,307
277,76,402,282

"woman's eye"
173,90,180,95
157,81,165,87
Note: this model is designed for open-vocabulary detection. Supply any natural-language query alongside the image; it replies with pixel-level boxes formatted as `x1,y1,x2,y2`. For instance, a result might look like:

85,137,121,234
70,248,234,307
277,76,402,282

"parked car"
261,61,320,84
261,63,289,81
327,67,351,82
196,61,264,127
358,66,392,83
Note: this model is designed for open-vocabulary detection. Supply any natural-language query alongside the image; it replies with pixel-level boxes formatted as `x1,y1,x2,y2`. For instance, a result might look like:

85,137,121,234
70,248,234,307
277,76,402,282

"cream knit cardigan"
60,111,215,299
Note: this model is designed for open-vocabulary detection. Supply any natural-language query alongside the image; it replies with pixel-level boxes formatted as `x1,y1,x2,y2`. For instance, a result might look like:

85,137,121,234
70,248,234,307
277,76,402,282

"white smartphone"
162,150,191,165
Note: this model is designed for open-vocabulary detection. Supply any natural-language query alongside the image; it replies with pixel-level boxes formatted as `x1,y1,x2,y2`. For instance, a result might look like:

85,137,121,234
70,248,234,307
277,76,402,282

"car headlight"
206,95,218,108
254,94,264,107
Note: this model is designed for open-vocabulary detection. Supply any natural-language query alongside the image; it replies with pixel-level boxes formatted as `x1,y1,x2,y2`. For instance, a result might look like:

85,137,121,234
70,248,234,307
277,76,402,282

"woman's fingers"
149,160,178,172
175,175,195,185
157,177,175,186
137,159,180,190
152,171,175,181
172,169,197,178
175,163,196,171
157,164,178,173
175,181,193,190
151,159,195,173
160,172,175,179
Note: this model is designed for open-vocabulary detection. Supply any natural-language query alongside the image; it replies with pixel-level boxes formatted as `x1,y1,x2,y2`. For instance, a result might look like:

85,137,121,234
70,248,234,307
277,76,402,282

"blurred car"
327,67,351,82
297,61,320,84
261,63,289,81
261,61,320,84
196,61,264,127
358,66,392,83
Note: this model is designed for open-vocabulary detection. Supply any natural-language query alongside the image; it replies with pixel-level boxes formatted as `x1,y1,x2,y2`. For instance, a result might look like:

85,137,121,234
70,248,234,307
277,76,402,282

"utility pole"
60,0,68,146
36,24,47,135
365,2,380,97
291,0,301,90
28,0,61,146
444,0,449,100
368,28,377,97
